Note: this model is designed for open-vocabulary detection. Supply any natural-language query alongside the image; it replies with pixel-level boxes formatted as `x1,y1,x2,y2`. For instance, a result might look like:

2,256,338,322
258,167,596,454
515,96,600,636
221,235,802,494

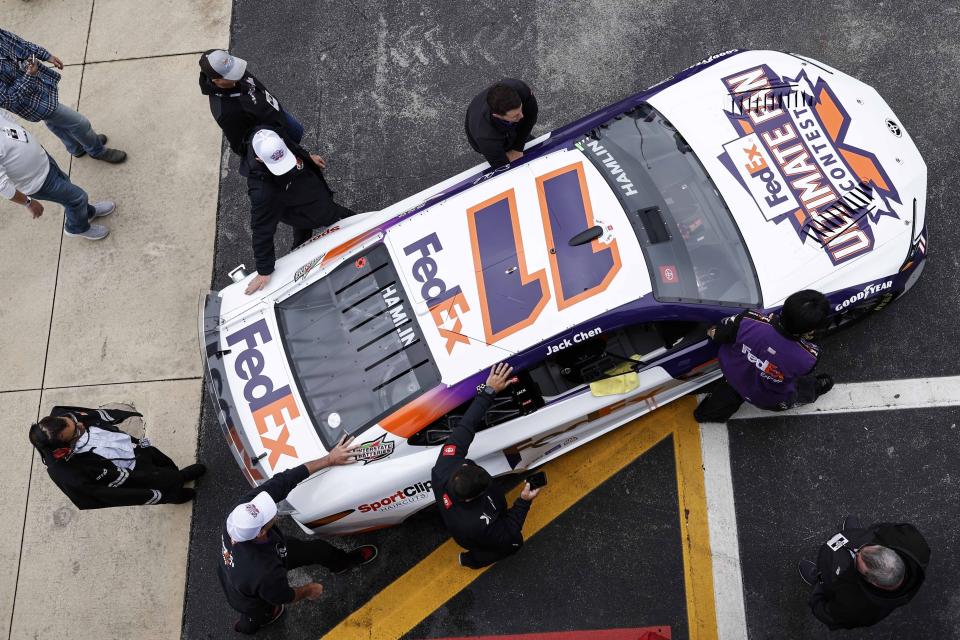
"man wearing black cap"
218,435,378,635
241,126,356,295
198,49,303,155
431,363,542,569
464,78,538,169
798,516,930,629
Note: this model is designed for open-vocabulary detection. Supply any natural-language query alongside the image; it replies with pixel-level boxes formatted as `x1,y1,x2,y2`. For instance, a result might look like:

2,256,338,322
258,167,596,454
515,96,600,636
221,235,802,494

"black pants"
693,380,746,423
233,539,352,634
127,445,192,502
460,546,518,569
289,203,357,250
694,375,824,423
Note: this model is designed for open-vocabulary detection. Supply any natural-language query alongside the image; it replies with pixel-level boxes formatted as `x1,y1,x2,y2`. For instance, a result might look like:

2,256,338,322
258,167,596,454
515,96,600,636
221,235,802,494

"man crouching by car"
432,363,542,569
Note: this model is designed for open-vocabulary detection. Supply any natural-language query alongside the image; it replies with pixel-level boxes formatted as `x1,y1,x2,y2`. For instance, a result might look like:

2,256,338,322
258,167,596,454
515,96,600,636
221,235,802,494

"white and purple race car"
200,49,927,535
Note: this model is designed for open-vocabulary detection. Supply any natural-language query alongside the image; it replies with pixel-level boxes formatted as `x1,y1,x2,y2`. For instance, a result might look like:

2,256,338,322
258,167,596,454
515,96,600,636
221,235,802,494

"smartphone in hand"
526,471,547,490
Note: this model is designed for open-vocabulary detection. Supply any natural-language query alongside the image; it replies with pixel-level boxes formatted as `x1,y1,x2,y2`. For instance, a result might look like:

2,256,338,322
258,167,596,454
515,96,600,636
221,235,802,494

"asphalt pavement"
183,1,960,639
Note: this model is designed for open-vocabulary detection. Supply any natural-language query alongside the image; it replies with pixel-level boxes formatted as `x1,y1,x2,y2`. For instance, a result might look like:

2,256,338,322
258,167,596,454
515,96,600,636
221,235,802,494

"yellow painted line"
321,398,715,640
673,397,718,640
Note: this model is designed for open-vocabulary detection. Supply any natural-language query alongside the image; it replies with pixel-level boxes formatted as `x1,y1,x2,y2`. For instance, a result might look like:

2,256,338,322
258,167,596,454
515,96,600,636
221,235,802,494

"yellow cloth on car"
589,355,641,397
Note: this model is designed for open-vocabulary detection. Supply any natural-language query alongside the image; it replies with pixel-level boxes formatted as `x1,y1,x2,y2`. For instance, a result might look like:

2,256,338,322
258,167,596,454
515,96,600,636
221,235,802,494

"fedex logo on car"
403,232,472,354
718,65,901,265
226,319,303,469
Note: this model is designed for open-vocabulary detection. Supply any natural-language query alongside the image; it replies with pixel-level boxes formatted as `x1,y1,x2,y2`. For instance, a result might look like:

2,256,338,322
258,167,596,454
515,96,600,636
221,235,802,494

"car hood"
384,147,652,384
648,50,926,306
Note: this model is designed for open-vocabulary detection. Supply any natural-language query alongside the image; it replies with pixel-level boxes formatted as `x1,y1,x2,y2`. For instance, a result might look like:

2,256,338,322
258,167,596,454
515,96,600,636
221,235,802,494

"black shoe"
836,514,863,531
91,147,127,163
71,134,108,158
798,560,820,586
334,544,378,574
816,374,835,396
181,463,207,482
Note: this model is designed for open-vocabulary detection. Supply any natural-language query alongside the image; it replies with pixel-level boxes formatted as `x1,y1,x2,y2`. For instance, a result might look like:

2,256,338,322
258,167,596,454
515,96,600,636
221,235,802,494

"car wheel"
821,290,899,336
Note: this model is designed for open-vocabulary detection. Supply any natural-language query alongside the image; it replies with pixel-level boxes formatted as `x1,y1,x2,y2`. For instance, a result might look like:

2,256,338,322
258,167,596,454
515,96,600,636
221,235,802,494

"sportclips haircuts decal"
718,65,901,265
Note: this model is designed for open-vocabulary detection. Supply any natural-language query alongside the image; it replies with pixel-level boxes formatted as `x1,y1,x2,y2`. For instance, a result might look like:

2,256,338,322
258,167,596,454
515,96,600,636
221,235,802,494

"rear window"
275,244,440,449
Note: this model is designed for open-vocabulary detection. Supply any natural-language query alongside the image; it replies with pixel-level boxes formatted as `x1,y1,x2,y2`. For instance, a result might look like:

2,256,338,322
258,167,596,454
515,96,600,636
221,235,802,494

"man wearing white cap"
218,434,378,635
241,124,356,295
198,49,303,155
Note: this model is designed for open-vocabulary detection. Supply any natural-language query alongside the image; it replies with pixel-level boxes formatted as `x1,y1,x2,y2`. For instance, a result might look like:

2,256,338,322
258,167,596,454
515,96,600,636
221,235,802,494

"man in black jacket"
464,79,538,169
218,435,378,635
29,405,205,509
798,516,930,629
432,363,542,569
242,126,356,295
198,49,303,155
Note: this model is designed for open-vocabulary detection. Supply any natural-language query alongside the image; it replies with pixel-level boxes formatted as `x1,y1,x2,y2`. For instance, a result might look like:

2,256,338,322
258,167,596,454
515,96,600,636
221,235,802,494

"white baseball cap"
226,491,278,542
252,129,297,175
199,49,248,81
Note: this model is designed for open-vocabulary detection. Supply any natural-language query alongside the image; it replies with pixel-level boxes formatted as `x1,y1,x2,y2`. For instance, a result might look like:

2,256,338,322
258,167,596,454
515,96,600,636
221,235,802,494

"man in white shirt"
0,113,115,240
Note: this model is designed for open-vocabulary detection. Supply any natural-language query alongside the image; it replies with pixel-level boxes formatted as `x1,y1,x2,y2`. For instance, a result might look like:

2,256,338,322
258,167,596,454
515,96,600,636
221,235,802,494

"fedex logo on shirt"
741,344,784,383
226,319,302,468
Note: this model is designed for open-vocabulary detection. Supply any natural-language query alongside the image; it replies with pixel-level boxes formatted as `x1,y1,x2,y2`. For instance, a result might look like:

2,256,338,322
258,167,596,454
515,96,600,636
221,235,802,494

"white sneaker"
89,200,116,219
64,224,109,240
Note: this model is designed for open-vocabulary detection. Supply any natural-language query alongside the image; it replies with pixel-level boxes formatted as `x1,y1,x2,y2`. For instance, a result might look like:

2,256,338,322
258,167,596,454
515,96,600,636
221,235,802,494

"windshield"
275,244,440,449
577,104,760,307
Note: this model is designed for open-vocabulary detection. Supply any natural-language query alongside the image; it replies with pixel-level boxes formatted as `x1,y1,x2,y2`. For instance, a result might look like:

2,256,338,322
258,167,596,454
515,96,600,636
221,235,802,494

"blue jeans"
282,109,304,144
43,103,106,157
32,154,95,233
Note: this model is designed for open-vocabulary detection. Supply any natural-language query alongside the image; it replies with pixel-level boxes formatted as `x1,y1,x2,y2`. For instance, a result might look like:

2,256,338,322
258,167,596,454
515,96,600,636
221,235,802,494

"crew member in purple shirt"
694,289,835,422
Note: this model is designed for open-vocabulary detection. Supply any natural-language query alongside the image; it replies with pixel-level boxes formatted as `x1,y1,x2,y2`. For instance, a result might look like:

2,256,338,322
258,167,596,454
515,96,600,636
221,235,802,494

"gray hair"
859,545,905,588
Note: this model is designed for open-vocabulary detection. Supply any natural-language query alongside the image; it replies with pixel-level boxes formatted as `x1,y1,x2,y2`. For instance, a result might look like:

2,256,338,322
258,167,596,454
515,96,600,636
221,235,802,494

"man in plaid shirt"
0,28,126,163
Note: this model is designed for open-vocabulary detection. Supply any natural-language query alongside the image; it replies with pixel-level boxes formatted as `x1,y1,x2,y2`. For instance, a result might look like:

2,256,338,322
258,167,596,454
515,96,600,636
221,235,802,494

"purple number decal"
536,162,621,309
467,190,550,342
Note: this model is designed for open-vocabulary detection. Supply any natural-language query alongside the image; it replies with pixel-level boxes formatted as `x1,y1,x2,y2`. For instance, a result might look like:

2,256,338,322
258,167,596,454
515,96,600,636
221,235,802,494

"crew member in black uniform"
464,78,538,169
198,49,304,154
28,405,206,509
242,126,356,295
798,516,930,630
218,435,378,635
431,363,542,569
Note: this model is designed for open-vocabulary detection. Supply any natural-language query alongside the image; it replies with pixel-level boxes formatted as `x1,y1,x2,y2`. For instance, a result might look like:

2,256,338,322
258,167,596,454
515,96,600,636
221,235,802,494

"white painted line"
732,375,960,419
700,422,749,640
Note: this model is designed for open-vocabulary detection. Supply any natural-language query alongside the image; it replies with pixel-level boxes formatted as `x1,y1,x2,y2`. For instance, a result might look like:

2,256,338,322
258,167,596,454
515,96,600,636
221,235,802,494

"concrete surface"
10,379,201,640
0,70,79,392
1,2,228,640
86,0,231,62
729,408,959,639
407,438,687,639
0,391,40,637
0,0,93,66
44,54,221,387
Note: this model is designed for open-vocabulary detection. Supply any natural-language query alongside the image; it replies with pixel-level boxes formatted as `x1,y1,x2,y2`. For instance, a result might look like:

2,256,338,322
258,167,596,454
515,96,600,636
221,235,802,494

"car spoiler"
198,291,265,487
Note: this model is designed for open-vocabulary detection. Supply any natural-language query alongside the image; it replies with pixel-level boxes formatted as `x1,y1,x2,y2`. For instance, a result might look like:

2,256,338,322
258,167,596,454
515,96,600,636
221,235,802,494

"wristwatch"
476,383,496,397
22,196,31,206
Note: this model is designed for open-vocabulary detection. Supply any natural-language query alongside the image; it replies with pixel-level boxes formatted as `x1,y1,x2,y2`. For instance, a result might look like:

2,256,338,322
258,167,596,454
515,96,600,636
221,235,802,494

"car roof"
384,147,652,384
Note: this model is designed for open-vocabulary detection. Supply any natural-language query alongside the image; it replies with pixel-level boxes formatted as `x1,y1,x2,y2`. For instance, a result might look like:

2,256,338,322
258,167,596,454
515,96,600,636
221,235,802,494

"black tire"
819,290,899,337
